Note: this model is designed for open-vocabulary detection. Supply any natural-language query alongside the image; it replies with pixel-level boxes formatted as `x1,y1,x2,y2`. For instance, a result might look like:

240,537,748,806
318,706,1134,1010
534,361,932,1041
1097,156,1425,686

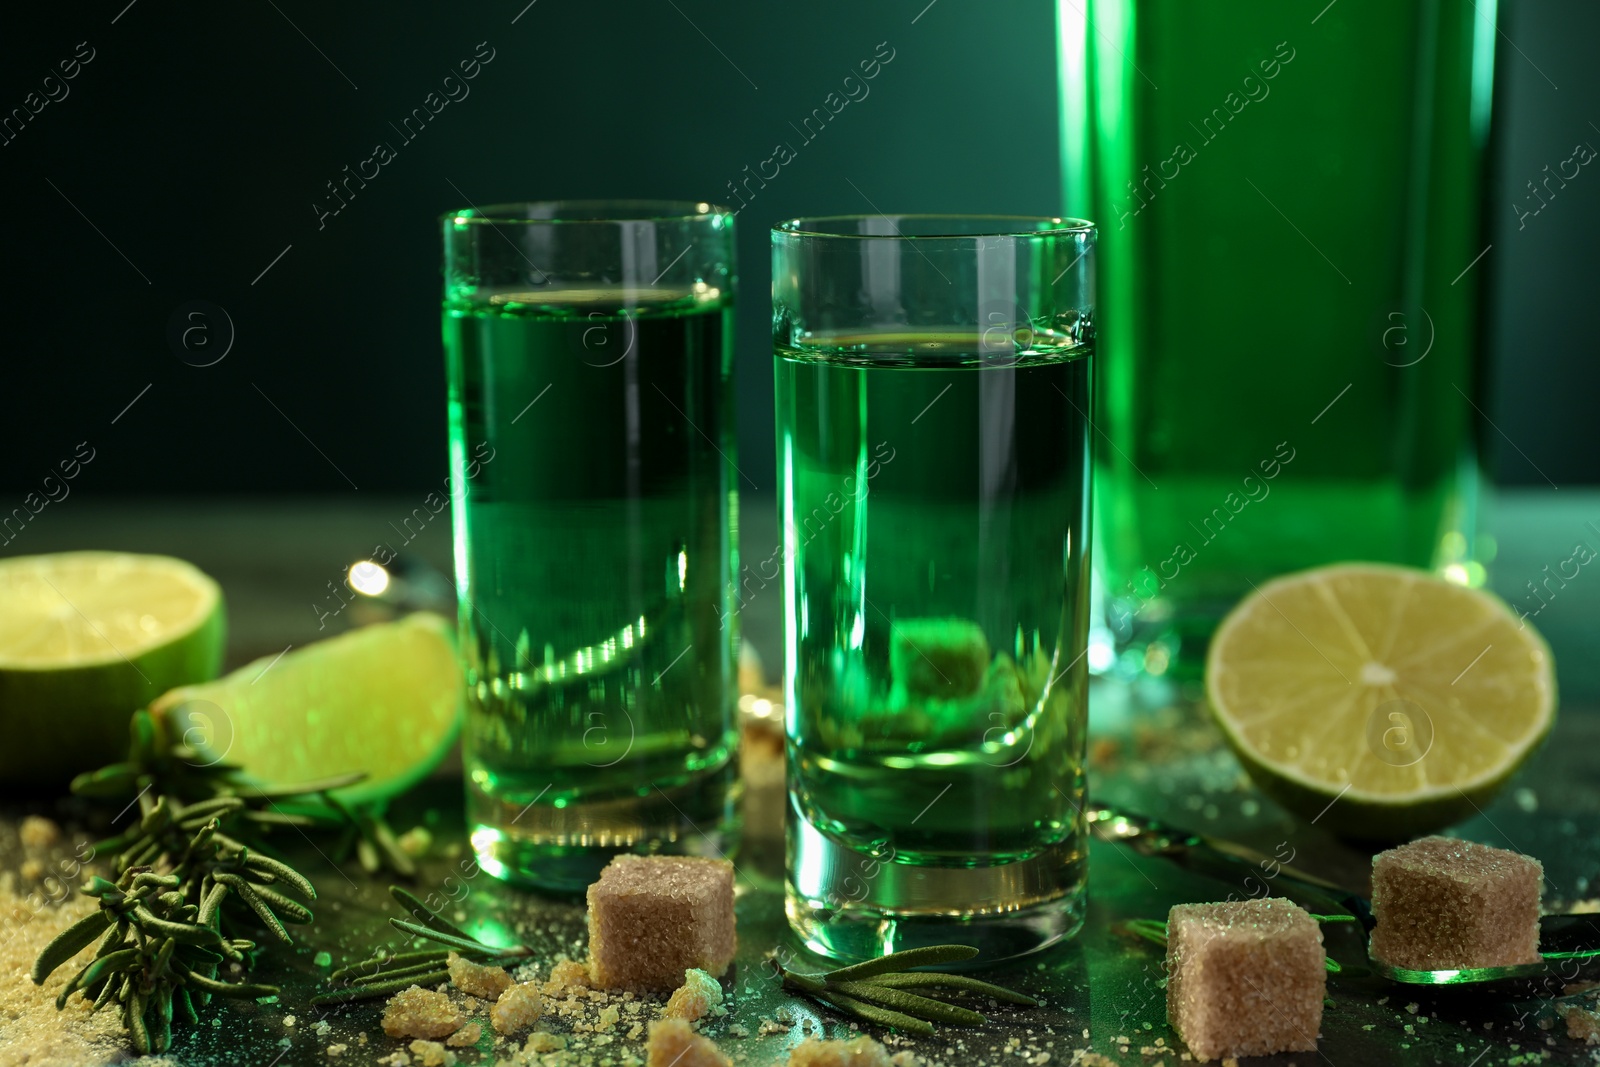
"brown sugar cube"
1166,898,1325,1062
1371,835,1543,969
889,617,989,698
786,1035,896,1066
587,855,736,991
647,1018,731,1067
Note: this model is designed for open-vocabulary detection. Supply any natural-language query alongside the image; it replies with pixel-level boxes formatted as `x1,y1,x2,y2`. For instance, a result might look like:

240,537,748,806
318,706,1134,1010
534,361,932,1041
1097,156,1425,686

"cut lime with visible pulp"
149,612,462,807
1206,563,1556,841
0,552,225,788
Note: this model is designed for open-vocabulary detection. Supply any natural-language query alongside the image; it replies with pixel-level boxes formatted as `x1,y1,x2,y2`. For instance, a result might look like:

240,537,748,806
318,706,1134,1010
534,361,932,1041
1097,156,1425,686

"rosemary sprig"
311,886,535,1006
775,944,1038,1034
31,837,292,1053
32,708,350,1052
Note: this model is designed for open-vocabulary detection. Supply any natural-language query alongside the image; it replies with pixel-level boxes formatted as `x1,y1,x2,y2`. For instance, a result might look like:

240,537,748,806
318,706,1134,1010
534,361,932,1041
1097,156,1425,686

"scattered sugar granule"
727,1024,750,1038
1559,1002,1600,1045
787,1034,896,1066
314,951,333,968
543,958,592,997
523,1032,568,1054
447,952,514,1000
490,982,544,1034
595,1003,622,1032
628,1022,644,1040
758,1017,792,1035
408,1039,454,1067
664,968,725,1022
646,1018,731,1067
326,1044,348,1058
587,855,737,991
18,816,61,848
1405,1002,1419,1015
446,1022,481,1048
382,986,464,1039
284,1015,297,1028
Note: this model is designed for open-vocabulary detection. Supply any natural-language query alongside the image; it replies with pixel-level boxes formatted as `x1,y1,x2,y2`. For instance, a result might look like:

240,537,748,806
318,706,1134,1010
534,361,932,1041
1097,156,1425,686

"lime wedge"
149,612,462,806
0,552,225,787
1206,563,1556,840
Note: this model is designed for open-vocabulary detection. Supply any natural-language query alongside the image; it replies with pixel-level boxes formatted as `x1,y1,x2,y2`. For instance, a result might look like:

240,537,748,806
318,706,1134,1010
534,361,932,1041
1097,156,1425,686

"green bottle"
1061,0,1496,674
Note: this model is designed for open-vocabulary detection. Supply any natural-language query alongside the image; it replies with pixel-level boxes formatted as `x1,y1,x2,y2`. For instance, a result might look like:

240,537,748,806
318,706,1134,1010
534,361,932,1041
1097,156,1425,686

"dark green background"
0,0,1593,499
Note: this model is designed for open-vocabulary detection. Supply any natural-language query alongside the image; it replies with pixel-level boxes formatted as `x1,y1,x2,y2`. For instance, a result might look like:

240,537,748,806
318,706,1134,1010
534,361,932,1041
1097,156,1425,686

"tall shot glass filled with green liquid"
775,215,1096,960
1060,1,1496,676
442,201,738,892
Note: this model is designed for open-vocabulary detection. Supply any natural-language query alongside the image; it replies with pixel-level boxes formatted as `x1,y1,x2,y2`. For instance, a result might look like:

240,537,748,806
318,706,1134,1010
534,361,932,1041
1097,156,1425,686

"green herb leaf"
242,852,317,902
310,969,451,1007
56,948,139,1011
862,971,1039,1006
330,949,450,982
390,886,473,941
816,991,935,1034
31,909,112,984
388,918,507,957
824,944,979,981
214,875,291,944
829,980,986,1025
176,966,280,1000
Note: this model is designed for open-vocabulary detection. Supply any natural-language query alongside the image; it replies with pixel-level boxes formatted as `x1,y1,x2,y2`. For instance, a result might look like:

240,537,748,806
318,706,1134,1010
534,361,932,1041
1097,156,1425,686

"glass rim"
772,213,1095,239
442,199,734,226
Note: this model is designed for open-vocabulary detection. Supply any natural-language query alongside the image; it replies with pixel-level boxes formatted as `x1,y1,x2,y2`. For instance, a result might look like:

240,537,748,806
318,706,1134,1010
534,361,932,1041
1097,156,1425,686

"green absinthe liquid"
1065,0,1492,668
779,329,1091,953
445,285,737,889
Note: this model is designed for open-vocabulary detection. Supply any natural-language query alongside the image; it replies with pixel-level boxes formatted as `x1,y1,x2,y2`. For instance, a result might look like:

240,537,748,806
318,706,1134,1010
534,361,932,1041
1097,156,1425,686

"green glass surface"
444,288,738,890
777,331,1092,870
1063,0,1495,667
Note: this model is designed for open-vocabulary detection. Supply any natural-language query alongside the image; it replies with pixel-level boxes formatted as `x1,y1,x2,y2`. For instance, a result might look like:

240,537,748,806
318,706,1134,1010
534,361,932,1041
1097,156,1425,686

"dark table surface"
3,489,1598,1067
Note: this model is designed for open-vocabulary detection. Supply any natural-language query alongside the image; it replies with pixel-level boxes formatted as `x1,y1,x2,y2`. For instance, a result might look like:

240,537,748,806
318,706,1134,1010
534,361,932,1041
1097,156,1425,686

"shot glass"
442,200,738,892
774,214,1096,960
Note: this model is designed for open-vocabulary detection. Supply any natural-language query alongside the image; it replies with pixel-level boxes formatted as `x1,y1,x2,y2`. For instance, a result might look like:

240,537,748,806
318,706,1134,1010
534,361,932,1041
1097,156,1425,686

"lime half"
1206,563,1556,840
150,612,462,806
0,552,224,788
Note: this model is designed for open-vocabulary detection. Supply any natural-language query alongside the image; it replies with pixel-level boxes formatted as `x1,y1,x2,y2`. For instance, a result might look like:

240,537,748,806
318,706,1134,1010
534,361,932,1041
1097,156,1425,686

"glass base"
468,772,739,894
785,809,1086,964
